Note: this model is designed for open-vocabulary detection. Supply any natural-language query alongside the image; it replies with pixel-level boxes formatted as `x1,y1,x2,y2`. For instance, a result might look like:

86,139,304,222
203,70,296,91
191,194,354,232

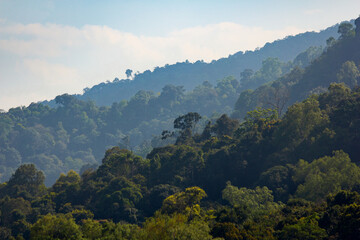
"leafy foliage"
1,16,360,240
293,151,360,201
222,182,283,219
233,20,358,119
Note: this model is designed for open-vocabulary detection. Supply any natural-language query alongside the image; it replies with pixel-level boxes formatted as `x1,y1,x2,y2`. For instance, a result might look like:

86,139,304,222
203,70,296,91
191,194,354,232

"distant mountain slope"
74,24,340,106
233,20,359,119
1,20,352,186
0,47,324,185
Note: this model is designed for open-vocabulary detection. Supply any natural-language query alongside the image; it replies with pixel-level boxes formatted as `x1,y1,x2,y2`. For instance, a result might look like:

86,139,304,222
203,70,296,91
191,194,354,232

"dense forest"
233,20,360,119
0,18,360,239
1,80,360,239
0,41,324,185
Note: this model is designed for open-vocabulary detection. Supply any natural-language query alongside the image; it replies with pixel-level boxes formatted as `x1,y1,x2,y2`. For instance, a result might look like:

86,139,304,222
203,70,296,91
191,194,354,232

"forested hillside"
1,79,360,239
42,22,340,107
1,17,360,239
233,21,360,119
0,20,357,186
0,45,323,185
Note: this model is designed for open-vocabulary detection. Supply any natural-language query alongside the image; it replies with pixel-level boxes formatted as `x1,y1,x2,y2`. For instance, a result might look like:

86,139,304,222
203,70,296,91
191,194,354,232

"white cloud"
0,21,306,110
304,9,323,16
0,93,46,111
0,23,83,57
23,59,80,87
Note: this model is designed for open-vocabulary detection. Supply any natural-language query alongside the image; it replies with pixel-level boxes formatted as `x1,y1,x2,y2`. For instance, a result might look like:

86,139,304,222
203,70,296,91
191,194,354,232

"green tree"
6,164,45,198
338,22,354,39
55,94,78,107
262,82,289,116
240,69,254,88
30,214,82,240
211,222,242,240
318,83,351,110
235,107,278,141
161,186,207,217
173,112,201,145
212,114,239,137
147,145,205,186
254,57,283,86
174,112,201,131
97,147,146,179
326,37,336,47
141,213,214,240
158,85,185,106
322,191,360,239
293,151,360,201
80,219,102,240
356,16,360,37
257,164,296,202
222,182,283,219
92,176,143,223
337,61,359,88
277,214,327,240
125,69,133,79
274,97,328,153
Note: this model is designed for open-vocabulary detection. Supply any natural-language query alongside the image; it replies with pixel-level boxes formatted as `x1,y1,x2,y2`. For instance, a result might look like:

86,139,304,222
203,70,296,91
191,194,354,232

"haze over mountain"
1,17,360,239
38,23,340,108
0,18,356,187
1,0,360,111
2,1,360,238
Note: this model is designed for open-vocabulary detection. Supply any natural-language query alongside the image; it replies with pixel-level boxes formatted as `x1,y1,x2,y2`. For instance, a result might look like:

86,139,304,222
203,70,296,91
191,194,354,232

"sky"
0,0,359,111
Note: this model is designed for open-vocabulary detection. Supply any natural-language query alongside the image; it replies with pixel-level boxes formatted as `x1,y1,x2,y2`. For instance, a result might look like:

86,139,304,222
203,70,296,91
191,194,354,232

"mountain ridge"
42,22,341,107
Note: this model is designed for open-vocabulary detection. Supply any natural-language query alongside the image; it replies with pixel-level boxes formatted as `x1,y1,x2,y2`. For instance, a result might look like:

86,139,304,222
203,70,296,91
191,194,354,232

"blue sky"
0,0,359,110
